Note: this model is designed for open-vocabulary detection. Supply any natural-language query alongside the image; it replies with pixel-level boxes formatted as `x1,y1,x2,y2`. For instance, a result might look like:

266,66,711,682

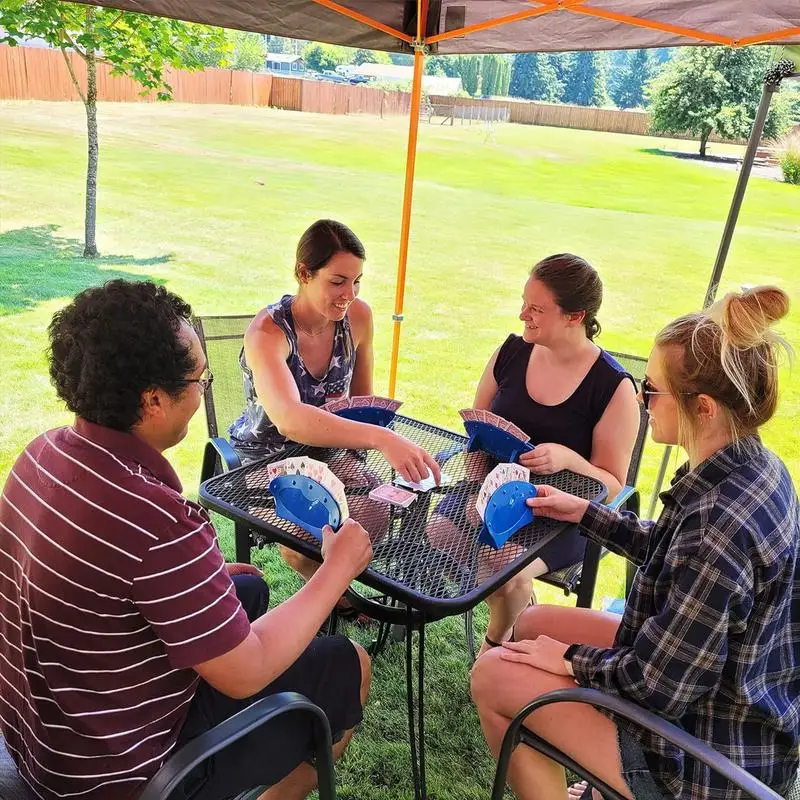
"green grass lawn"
1,101,798,799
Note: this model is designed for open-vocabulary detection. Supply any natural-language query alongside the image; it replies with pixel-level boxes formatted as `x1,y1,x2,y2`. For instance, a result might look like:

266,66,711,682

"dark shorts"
618,728,667,800
432,492,586,572
173,575,363,799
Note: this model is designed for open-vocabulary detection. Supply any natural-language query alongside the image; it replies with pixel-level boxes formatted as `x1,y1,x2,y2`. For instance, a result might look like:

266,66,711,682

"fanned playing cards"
323,395,402,414
475,463,530,522
459,409,530,444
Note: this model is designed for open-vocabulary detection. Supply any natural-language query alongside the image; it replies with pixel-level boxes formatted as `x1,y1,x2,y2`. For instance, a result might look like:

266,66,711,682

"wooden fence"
1,44,742,141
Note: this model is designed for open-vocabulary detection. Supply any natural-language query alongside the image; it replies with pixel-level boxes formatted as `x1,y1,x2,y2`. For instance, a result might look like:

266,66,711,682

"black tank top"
490,334,633,460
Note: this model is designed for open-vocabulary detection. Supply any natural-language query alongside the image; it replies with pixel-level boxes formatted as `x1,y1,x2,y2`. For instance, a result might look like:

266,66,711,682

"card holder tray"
479,480,538,550
269,474,343,540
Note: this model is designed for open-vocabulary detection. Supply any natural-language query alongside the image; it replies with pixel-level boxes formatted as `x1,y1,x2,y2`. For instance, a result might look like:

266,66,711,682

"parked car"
320,70,348,84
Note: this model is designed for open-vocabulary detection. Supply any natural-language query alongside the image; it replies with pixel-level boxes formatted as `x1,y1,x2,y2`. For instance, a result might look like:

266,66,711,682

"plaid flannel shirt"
571,436,799,800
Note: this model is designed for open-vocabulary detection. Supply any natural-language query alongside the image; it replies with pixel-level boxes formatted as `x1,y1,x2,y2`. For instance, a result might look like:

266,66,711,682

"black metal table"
199,415,607,800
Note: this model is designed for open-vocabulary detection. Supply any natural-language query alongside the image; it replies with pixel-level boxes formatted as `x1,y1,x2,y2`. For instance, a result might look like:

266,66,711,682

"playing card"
267,459,289,481
350,395,374,408
322,397,350,413
370,395,403,412
319,467,349,520
369,483,417,508
459,408,476,423
507,423,530,443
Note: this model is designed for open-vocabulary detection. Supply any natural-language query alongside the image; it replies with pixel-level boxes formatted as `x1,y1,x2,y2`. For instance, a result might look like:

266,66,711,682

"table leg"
405,607,429,800
405,608,421,800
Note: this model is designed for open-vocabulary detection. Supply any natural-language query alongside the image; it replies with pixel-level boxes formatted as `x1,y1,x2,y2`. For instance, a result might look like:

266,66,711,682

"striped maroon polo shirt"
0,418,250,799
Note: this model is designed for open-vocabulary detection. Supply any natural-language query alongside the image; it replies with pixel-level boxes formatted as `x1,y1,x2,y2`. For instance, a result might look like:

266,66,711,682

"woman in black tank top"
428,254,639,657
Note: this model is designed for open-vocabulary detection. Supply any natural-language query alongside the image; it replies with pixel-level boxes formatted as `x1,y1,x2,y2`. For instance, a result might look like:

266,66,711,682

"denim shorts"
618,729,667,800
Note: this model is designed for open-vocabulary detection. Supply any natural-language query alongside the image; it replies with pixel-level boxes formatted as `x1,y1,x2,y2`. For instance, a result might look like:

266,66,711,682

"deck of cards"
267,456,349,520
459,409,530,444
476,463,530,522
368,483,417,508
323,395,402,414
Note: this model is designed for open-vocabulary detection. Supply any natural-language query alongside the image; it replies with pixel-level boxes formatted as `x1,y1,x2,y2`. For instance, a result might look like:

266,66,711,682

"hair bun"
710,285,790,349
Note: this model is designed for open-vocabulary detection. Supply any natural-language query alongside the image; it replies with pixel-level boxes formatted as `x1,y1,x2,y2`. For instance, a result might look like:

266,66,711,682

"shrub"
778,129,800,185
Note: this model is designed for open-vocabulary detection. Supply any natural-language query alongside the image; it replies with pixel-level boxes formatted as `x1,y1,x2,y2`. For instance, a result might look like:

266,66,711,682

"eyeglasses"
640,376,695,409
174,369,214,393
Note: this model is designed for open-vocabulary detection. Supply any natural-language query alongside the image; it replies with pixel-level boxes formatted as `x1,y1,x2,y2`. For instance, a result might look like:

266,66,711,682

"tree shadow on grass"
639,147,741,166
0,225,172,316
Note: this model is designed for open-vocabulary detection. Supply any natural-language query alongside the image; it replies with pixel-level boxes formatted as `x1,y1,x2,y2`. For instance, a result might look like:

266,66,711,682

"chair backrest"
194,315,255,440
606,351,649,489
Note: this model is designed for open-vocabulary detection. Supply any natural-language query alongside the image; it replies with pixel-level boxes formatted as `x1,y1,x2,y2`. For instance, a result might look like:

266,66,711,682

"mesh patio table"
199,414,607,800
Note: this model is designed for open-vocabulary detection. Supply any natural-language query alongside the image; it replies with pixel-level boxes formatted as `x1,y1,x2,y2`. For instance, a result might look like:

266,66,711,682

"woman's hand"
526,484,589,524
520,443,577,474
499,636,573,676
378,429,442,485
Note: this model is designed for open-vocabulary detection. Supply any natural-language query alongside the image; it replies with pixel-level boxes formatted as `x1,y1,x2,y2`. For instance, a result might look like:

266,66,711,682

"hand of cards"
322,395,402,414
476,463,530,521
459,408,530,444
268,456,349,520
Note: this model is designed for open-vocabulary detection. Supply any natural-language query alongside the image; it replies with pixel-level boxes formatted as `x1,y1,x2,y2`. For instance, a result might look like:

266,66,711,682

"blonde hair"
655,286,792,444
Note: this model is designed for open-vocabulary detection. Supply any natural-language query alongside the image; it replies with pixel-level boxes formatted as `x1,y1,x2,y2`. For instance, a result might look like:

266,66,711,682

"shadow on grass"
639,147,740,165
0,225,171,316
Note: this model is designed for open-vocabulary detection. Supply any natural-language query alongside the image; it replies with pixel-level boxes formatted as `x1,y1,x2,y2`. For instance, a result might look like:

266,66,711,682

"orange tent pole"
387,41,425,398
309,0,413,43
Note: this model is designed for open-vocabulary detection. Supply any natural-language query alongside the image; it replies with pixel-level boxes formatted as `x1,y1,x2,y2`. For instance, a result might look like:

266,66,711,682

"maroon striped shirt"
0,419,250,799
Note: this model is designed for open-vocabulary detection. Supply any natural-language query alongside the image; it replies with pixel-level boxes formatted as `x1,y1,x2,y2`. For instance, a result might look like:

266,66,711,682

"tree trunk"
699,128,710,159
83,9,99,258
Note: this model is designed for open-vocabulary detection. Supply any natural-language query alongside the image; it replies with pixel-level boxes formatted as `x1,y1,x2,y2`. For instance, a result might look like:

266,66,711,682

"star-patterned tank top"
229,294,355,460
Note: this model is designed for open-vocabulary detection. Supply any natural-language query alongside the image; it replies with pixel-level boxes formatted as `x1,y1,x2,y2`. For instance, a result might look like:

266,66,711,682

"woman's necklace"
292,299,331,338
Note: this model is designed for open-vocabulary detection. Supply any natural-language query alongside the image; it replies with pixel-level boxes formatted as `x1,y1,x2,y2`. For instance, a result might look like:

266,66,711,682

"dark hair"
48,280,196,432
656,286,791,443
295,219,366,281
531,253,603,340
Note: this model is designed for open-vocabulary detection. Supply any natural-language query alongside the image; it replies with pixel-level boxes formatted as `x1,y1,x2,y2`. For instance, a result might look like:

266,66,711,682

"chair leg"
234,523,252,565
575,540,602,609
464,609,477,663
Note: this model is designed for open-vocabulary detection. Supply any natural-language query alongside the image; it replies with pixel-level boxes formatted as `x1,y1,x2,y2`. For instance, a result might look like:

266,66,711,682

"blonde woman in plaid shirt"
471,286,798,800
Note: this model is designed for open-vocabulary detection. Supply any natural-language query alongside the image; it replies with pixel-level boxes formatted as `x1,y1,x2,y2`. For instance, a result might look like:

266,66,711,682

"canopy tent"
74,0,800,396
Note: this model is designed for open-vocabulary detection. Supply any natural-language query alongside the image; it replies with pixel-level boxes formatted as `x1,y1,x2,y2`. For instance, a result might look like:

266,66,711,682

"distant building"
265,53,304,74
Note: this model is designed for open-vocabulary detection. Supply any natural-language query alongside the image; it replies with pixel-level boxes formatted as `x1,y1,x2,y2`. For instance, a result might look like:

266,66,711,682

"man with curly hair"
0,279,372,800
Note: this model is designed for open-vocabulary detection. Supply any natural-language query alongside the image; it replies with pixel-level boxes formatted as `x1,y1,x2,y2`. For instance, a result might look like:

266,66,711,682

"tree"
0,1,225,257
497,57,511,96
563,51,608,106
481,54,498,96
228,30,266,72
509,53,561,102
458,55,480,96
648,46,793,157
351,48,390,66
611,49,653,109
302,42,348,72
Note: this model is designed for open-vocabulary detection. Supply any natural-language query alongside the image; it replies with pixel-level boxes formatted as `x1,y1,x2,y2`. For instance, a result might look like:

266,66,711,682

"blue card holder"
333,406,397,427
268,474,342,540
479,480,538,550
464,420,535,463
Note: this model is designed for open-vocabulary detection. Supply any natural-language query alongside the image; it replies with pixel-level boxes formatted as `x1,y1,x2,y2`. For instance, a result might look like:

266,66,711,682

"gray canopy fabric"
73,1,800,54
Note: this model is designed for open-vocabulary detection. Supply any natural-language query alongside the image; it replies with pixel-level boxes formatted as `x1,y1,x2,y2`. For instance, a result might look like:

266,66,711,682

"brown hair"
531,253,603,340
295,219,365,281
655,285,792,442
